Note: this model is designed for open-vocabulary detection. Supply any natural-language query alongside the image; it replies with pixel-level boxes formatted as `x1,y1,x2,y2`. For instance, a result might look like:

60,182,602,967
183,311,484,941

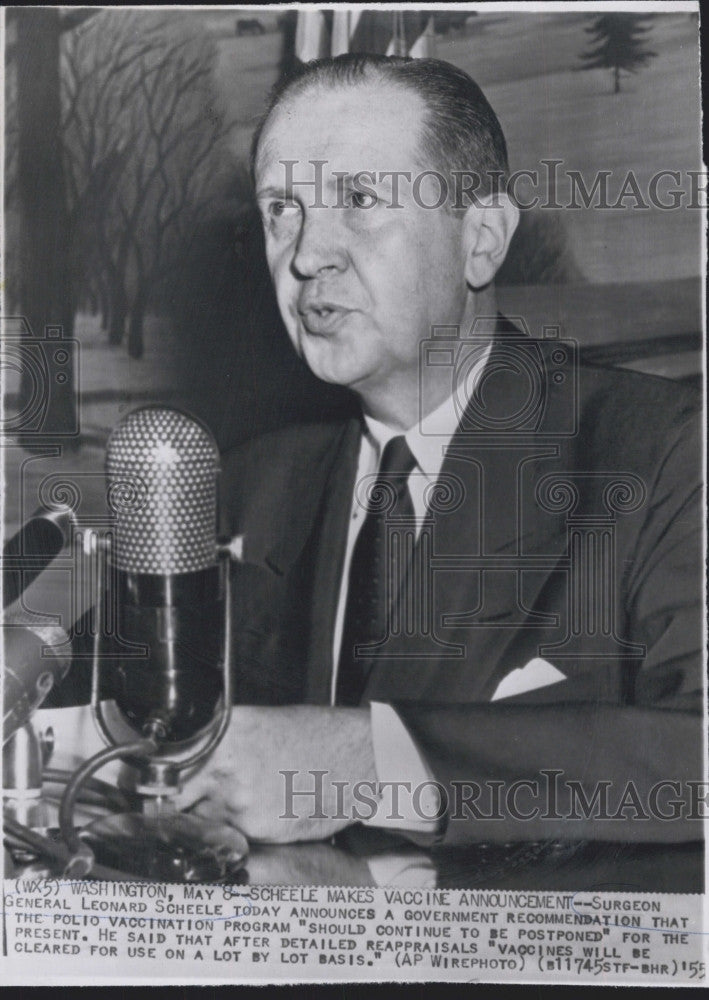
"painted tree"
61,12,163,346
579,13,657,94
60,11,233,357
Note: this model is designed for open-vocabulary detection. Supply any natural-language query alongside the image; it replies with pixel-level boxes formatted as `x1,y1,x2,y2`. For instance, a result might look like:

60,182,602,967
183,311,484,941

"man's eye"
269,200,299,219
350,190,377,209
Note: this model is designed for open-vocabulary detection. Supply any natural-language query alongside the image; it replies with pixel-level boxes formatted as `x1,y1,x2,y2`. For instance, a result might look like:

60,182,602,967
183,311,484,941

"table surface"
7,808,704,893
246,830,704,893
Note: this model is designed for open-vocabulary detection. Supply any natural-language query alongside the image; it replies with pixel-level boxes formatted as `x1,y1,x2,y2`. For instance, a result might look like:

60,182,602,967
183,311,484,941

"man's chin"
309,364,369,390
300,343,374,391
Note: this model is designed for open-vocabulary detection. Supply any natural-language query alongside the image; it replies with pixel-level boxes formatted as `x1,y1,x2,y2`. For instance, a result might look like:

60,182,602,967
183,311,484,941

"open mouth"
299,305,350,335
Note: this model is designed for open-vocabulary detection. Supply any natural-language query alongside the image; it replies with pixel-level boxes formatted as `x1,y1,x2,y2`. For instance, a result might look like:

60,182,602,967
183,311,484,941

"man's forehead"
255,79,430,182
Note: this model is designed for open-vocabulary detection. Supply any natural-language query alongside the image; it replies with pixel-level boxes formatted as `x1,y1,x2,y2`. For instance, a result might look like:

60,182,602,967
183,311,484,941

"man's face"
254,80,472,408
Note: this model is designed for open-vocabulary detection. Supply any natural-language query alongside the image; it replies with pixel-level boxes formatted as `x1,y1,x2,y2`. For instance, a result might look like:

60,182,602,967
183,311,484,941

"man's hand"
246,841,375,886
173,705,377,844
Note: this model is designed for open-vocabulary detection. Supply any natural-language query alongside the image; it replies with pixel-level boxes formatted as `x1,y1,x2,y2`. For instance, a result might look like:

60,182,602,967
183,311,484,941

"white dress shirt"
333,346,491,832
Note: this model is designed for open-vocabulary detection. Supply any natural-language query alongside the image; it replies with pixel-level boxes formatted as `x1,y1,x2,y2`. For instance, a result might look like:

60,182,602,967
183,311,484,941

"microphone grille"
106,407,219,574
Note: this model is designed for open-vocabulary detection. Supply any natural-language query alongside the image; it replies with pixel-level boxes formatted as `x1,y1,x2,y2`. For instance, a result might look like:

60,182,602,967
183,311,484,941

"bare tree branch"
7,10,235,355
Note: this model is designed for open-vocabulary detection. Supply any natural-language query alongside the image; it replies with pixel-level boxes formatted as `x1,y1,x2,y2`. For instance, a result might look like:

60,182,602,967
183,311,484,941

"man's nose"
291,212,347,278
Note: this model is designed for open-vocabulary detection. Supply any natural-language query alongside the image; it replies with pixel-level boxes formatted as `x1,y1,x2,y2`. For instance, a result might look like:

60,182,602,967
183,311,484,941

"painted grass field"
214,11,701,284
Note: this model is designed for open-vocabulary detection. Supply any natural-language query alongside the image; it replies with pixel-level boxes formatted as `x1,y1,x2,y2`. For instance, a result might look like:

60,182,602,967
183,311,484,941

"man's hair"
251,53,510,199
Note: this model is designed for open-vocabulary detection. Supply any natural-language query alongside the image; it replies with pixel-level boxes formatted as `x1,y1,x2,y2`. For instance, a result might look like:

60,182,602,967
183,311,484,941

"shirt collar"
362,341,492,481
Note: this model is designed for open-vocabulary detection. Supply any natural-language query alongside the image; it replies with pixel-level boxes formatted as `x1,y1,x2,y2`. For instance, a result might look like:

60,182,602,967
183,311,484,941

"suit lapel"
226,418,359,705
238,422,356,577
304,417,362,703
362,326,571,703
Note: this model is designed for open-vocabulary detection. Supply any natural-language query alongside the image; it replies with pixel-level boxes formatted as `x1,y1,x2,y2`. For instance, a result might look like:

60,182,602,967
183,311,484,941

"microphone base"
80,811,248,884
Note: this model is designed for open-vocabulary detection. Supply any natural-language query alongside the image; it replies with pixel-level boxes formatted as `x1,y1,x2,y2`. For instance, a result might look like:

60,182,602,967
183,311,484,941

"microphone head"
106,407,219,575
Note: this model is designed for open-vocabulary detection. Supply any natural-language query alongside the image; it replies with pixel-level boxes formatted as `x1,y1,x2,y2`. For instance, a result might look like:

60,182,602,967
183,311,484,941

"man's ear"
461,193,520,289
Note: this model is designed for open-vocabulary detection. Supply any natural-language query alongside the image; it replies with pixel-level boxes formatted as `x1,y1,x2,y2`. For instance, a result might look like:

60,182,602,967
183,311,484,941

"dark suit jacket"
221,332,703,847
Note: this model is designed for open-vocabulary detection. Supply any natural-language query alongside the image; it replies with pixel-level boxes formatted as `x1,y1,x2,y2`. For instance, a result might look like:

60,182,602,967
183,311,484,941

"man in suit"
179,55,703,848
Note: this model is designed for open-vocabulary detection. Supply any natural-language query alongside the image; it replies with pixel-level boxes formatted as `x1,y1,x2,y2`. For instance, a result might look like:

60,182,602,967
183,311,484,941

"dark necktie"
336,434,417,706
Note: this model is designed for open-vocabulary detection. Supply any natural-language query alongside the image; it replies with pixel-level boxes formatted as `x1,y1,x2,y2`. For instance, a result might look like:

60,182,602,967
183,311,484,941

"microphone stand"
55,529,247,883
3,723,50,836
